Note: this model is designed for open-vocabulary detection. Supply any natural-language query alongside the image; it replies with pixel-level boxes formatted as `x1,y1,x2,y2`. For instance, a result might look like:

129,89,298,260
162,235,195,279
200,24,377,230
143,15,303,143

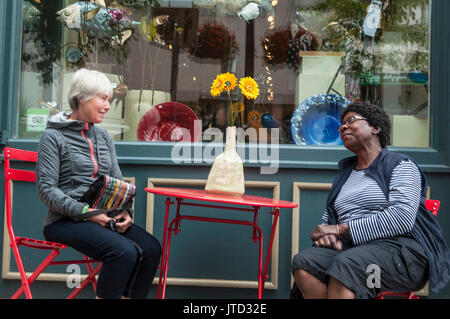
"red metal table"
145,187,298,299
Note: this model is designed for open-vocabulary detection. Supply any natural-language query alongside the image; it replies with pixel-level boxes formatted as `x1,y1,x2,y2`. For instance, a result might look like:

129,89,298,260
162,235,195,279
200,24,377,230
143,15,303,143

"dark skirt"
291,235,429,299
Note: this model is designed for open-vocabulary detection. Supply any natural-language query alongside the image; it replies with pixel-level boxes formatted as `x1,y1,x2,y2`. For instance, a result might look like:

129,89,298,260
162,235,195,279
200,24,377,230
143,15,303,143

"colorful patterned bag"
80,175,136,210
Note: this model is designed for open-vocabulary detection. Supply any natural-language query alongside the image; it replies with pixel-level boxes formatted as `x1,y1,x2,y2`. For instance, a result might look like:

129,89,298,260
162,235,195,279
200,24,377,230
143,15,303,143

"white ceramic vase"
205,126,245,196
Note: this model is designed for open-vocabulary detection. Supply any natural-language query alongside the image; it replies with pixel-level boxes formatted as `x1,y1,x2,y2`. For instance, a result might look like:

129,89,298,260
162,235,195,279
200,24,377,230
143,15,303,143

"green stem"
226,87,234,127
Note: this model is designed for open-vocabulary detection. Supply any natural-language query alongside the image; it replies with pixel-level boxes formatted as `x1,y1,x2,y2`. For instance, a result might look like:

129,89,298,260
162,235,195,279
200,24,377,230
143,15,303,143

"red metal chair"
376,199,440,299
3,147,102,299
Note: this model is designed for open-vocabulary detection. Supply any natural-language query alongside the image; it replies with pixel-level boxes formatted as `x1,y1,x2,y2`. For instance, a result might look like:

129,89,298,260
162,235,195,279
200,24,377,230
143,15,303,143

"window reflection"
18,0,430,148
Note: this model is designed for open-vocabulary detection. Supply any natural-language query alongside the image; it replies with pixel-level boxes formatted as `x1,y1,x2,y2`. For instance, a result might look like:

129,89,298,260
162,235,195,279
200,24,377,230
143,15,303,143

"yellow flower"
210,73,238,97
210,73,260,126
232,102,245,113
222,72,237,92
239,76,259,100
210,74,226,97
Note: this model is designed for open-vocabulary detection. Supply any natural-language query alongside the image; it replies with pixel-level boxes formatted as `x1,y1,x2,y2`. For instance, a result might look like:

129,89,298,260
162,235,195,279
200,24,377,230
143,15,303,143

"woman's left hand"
113,211,133,233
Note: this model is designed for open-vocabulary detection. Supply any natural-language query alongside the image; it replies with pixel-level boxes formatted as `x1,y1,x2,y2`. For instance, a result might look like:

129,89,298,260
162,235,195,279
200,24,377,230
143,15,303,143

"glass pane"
17,0,430,147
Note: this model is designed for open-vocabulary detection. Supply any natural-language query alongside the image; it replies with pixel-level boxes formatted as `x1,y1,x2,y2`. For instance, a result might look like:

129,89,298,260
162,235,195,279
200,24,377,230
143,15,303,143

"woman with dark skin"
291,102,450,299
296,109,379,298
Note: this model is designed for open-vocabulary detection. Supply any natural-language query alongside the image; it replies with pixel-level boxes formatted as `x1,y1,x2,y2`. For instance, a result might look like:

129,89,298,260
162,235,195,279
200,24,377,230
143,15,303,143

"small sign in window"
26,108,49,132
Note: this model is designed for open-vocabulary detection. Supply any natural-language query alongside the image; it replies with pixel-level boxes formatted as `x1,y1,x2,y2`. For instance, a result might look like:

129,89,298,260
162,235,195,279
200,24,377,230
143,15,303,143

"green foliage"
21,0,162,84
315,0,429,76
22,1,63,84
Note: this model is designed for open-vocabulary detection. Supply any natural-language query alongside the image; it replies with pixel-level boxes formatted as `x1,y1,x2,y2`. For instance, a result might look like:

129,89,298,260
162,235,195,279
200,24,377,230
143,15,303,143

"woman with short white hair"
37,68,162,299
67,68,113,111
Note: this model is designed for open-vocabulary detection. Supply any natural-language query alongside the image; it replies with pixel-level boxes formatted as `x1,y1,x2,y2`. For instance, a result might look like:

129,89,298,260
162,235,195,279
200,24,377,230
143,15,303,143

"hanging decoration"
262,27,292,68
191,23,239,61
66,46,85,66
140,15,169,44
193,0,274,21
285,27,319,70
142,5,199,49
262,26,318,70
56,1,141,45
111,82,128,109
237,2,261,21
363,0,383,37
23,1,42,32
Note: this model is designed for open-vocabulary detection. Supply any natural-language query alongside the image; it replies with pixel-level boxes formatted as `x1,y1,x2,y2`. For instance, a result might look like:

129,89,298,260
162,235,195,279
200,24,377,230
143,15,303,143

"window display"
18,0,430,147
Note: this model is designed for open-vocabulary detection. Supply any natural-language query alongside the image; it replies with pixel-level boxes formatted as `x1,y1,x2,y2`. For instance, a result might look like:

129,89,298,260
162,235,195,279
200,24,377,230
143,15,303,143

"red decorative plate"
137,102,201,142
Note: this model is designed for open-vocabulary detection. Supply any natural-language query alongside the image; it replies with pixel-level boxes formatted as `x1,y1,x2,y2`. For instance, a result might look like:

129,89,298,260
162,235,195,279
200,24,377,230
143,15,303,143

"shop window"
18,0,430,147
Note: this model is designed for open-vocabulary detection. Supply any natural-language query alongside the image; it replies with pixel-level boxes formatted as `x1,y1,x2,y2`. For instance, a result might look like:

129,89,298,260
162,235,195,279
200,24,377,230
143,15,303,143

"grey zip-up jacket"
37,111,122,227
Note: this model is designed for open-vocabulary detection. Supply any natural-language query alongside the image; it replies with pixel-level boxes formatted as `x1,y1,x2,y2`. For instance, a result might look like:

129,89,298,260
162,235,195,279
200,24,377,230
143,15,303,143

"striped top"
322,160,422,245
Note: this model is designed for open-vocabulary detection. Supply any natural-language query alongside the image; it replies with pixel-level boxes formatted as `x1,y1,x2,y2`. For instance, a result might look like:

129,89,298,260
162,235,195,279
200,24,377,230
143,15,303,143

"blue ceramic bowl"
408,71,428,84
290,94,351,145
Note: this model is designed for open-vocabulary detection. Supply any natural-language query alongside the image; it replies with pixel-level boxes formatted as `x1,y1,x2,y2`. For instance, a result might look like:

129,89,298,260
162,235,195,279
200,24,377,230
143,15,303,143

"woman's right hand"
313,234,343,251
86,210,110,227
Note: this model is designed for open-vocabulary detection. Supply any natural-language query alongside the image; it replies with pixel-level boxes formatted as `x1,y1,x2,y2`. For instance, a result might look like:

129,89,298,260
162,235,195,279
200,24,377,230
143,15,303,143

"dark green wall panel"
1,0,450,299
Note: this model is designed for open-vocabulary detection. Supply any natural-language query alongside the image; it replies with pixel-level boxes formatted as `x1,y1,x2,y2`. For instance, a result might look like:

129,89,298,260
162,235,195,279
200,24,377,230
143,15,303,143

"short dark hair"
341,102,391,148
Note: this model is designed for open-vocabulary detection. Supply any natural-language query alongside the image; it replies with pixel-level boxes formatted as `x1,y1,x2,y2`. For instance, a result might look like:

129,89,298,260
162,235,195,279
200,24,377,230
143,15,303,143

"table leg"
257,226,264,299
251,207,259,243
161,222,175,299
161,215,183,299
157,197,173,299
259,208,280,298
175,198,182,234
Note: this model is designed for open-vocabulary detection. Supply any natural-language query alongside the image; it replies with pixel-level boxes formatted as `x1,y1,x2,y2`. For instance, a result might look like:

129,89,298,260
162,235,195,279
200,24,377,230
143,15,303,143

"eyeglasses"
338,115,367,132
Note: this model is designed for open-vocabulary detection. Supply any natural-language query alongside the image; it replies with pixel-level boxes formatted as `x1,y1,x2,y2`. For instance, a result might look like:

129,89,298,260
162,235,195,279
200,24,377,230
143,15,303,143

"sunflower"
239,76,259,100
210,73,260,126
231,102,245,113
210,74,227,97
222,72,237,92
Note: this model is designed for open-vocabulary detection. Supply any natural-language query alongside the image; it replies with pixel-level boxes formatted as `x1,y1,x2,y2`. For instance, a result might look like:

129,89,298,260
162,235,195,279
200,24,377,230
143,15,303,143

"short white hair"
68,68,113,110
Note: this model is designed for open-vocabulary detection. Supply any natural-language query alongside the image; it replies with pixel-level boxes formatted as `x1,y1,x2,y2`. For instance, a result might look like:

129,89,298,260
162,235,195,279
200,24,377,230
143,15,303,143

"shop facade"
0,0,449,298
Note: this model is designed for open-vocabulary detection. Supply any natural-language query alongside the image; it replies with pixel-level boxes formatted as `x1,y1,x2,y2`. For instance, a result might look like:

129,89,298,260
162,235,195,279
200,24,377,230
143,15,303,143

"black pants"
44,218,162,299
291,236,429,298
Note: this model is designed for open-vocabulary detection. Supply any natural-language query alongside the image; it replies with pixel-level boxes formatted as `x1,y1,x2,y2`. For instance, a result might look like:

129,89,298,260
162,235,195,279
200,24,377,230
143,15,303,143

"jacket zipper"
81,122,98,178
